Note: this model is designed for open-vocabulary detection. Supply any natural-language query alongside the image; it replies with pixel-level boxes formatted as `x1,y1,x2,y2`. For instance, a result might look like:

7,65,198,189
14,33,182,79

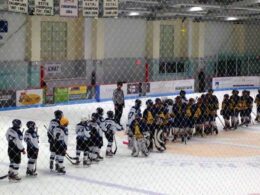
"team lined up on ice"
4,89,260,181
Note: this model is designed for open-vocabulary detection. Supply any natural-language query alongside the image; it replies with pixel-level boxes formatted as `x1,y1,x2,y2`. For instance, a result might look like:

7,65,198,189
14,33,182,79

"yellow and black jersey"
185,104,193,117
221,99,230,111
229,95,240,110
143,109,154,125
255,94,260,106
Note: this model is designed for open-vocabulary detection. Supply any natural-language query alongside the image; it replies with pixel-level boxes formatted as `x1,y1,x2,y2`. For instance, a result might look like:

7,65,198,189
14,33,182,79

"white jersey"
181,97,188,104
6,128,24,151
48,119,59,140
100,118,123,133
24,129,39,149
88,121,103,137
53,126,68,145
76,123,91,140
127,106,141,127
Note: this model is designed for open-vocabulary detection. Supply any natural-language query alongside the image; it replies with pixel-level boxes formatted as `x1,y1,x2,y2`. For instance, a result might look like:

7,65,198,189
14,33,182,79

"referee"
113,82,125,124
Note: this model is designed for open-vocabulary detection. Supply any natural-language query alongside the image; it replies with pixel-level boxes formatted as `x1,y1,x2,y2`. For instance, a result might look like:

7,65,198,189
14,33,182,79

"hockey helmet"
107,111,114,119
135,99,142,107
26,121,36,129
91,113,99,121
146,99,153,107
180,90,186,96
54,110,63,120
60,117,69,127
96,107,104,116
155,98,162,104
224,94,229,98
12,119,22,128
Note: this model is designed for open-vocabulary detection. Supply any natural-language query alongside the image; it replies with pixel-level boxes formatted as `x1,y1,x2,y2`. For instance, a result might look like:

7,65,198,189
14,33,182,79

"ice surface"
0,90,260,195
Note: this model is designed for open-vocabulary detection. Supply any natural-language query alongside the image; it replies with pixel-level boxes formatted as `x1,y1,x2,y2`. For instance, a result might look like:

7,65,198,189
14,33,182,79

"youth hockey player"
75,117,91,166
6,119,26,181
220,94,231,130
255,89,260,122
230,90,240,129
239,90,253,126
193,97,206,137
48,110,63,171
24,121,39,176
88,113,103,162
100,111,123,157
184,98,195,140
126,99,142,148
53,117,69,174
129,113,149,157
95,107,105,160
205,89,219,135
143,99,155,150
172,96,187,142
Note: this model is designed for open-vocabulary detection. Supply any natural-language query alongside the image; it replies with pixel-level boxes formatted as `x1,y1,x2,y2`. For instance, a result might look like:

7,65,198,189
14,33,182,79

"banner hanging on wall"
0,90,16,108
54,87,69,103
83,0,99,17
8,0,28,14
45,63,62,75
16,89,43,107
68,86,87,100
60,0,78,17
34,0,54,15
103,0,118,17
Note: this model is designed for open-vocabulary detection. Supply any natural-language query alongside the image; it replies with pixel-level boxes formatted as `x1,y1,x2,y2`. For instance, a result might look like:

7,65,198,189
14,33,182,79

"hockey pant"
8,147,21,175
105,130,114,152
132,137,149,157
27,148,38,172
76,139,90,161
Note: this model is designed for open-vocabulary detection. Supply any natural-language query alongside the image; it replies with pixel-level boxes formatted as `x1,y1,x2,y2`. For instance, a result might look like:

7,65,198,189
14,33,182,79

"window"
41,22,67,61
159,60,185,74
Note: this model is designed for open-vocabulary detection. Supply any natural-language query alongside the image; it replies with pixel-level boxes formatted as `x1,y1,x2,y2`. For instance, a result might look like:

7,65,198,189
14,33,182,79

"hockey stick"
65,153,78,160
65,155,78,165
113,135,117,155
217,115,225,128
0,174,8,180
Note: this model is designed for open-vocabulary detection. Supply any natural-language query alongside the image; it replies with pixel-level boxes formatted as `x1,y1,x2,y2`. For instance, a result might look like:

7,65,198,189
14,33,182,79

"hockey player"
88,113,103,162
255,89,260,122
220,94,231,130
126,99,142,148
184,98,195,139
239,90,253,126
95,107,105,160
230,90,240,129
48,110,63,171
152,98,164,117
129,113,149,157
6,119,26,181
75,117,91,166
53,117,69,174
205,89,219,134
24,121,39,176
193,98,206,137
172,96,187,142
143,99,155,150
180,90,188,104
100,111,123,157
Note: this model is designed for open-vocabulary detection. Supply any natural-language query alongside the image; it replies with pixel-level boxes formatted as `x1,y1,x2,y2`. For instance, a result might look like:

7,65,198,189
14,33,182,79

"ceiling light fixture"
226,17,238,21
189,7,203,12
128,12,140,16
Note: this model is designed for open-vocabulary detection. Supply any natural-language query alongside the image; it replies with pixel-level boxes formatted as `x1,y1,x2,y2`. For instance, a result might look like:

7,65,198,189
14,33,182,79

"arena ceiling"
1,0,260,21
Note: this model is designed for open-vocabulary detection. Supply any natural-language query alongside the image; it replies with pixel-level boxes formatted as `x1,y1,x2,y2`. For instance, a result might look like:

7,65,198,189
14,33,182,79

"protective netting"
1,0,260,194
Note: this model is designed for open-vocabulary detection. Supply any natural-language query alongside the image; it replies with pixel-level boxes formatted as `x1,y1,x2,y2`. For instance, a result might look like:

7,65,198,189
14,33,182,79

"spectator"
198,69,206,92
113,82,125,124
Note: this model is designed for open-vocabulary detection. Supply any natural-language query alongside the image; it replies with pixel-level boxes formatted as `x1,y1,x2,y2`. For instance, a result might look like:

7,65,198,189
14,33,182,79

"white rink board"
212,76,260,90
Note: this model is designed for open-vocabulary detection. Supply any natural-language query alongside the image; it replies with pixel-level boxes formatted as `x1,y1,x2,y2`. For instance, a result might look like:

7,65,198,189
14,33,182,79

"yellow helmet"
60,117,69,127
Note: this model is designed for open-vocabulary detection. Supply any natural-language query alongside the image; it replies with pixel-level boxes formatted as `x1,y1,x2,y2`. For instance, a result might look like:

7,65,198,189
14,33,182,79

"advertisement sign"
34,0,54,15
174,79,194,92
103,0,118,17
60,0,78,17
0,90,16,108
8,0,28,14
45,63,62,75
127,83,150,95
54,87,69,103
83,0,99,17
212,76,260,90
68,86,87,100
16,89,43,107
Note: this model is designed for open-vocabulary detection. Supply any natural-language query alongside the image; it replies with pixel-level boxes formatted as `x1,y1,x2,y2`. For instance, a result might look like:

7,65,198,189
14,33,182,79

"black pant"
115,104,124,124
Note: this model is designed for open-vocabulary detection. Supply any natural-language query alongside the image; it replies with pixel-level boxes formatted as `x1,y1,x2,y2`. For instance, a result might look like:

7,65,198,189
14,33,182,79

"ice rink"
0,90,260,195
